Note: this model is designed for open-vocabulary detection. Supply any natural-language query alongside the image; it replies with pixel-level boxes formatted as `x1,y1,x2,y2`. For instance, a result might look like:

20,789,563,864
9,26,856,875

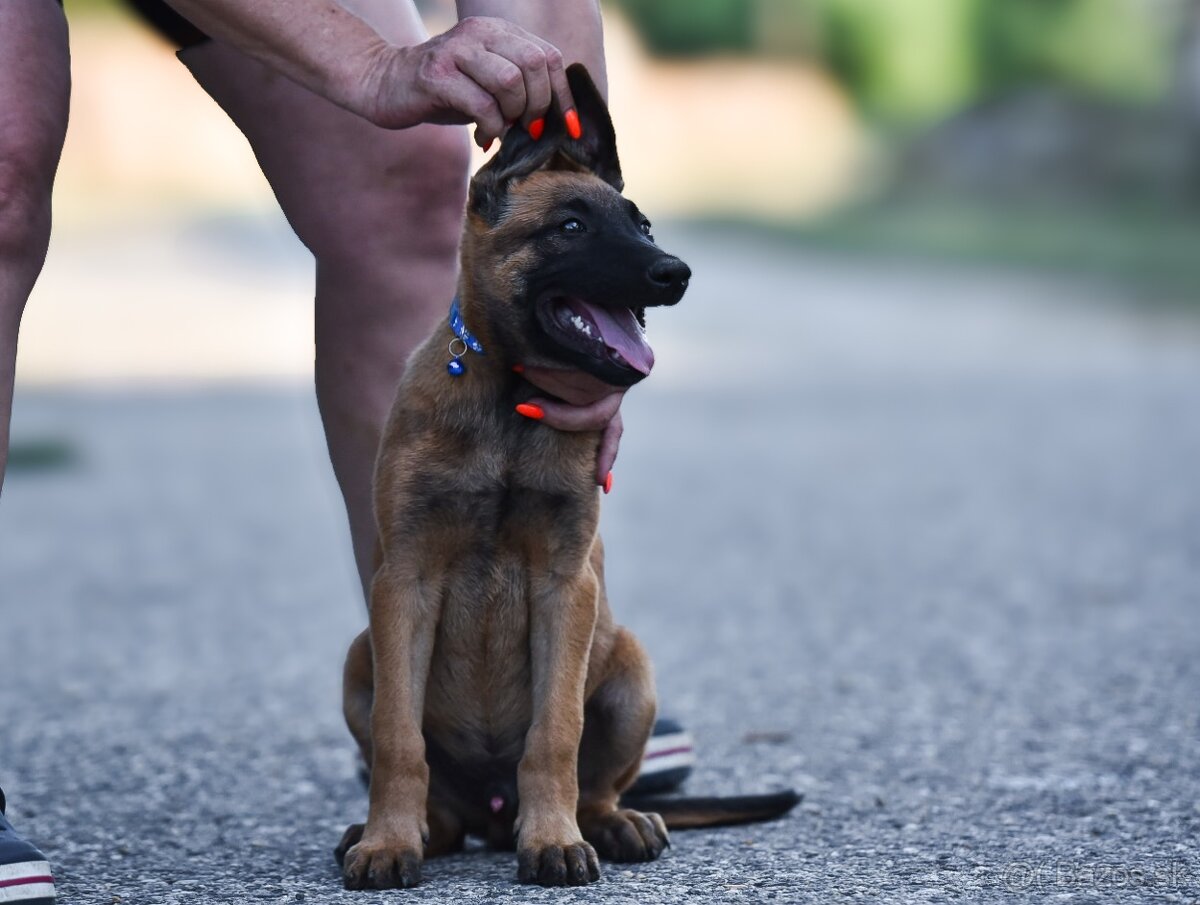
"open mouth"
539,296,655,376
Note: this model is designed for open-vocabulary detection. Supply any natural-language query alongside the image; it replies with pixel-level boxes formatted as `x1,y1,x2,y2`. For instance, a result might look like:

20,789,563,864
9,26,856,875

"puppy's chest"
398,421,597,559
401,442,597,584
384,416,599,632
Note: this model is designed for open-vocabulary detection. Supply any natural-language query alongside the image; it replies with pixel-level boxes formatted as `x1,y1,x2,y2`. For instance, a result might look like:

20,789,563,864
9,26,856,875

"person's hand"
515,366,625,491
362,17,578,149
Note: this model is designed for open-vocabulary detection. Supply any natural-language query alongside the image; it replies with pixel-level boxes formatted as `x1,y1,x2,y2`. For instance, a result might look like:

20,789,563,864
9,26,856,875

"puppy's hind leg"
577,628,670,863
335,630,376,871
343,629,375,772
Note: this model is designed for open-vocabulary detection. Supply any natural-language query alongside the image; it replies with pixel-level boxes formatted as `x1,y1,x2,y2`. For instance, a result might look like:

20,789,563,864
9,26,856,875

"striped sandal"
628,717,695,795
0,789,55,904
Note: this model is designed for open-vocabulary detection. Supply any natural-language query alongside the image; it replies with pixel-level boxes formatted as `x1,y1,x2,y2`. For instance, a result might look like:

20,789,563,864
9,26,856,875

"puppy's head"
463,64,689,387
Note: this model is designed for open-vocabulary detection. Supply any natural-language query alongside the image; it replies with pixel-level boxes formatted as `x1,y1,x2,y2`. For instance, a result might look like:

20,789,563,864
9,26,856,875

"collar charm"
447,297,485,376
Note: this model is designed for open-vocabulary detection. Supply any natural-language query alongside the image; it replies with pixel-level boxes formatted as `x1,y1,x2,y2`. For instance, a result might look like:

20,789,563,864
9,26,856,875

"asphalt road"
3,227,1200,903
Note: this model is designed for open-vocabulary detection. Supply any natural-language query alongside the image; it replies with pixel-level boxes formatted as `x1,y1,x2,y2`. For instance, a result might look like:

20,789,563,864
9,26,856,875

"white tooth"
570,314,593,337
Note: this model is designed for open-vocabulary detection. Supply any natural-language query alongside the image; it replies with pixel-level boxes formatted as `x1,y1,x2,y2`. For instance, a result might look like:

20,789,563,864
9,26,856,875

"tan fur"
337,171,666,890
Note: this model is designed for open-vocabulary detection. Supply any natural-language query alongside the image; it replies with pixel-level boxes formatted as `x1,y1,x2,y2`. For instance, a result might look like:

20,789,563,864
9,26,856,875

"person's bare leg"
179,0,469,593
0,0,71,493
0,6,69,897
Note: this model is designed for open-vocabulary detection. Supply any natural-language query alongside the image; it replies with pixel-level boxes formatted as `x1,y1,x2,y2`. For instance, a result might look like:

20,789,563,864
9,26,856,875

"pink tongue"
572,301,655,375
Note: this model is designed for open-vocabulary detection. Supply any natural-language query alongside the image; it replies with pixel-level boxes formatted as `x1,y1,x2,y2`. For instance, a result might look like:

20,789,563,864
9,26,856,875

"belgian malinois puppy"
335,65,797,890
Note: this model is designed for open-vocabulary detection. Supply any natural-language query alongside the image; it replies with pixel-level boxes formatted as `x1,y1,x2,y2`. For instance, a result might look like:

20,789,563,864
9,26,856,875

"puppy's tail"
618,789,802,830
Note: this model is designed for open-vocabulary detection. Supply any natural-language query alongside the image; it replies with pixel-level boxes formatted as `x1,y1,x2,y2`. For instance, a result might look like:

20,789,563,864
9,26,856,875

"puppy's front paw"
517,841,601,887
341,838,424,890
582,808,669,862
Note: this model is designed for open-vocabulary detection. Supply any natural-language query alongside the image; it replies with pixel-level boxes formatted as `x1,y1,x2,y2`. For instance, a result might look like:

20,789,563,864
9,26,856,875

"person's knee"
310,127,471,404
0,147,56,330
397,127,472,254
0,152,54,266
314,125,471,269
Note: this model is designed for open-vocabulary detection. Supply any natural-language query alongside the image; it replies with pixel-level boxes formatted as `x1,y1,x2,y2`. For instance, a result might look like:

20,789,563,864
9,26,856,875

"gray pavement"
3,225,1200,903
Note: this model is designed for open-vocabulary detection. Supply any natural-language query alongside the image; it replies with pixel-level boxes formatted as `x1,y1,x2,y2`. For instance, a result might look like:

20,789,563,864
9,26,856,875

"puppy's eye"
639,220,653,237
561,218,586,233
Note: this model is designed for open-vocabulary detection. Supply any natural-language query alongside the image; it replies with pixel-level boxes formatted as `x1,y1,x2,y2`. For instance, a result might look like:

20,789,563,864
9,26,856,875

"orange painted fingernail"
565,108,582,140
515,403,544,420
603,472,613,494
512,364,525,374
482,138,494,152
528,117,545,141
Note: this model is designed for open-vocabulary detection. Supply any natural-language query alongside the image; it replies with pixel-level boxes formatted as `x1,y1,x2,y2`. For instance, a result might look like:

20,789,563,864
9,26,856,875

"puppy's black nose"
647,256,691,292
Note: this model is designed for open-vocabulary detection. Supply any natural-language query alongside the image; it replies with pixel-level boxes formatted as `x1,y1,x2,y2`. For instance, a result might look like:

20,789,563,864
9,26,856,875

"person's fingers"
373,18,574,138
550,61,576,137
456,47,528,128
595,411,623,486
521,392,622,433
460,18,561,130
495,34,559,129
512,37,553,131
427,62,505,144
511,34,574,135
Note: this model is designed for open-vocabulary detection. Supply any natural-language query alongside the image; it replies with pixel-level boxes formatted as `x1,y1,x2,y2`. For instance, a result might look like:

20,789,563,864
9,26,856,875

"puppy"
336,65,795,890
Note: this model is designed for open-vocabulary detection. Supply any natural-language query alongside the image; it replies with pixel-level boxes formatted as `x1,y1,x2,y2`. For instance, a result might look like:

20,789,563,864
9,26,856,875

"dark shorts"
124,0,210,49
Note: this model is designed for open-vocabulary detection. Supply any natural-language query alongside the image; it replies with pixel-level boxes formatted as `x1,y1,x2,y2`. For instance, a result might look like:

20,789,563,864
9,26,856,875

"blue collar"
447,297,484,376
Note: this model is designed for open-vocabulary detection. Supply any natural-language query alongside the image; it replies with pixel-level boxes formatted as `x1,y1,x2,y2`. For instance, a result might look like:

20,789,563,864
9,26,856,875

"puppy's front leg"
516,569,603,887
341,564,440,890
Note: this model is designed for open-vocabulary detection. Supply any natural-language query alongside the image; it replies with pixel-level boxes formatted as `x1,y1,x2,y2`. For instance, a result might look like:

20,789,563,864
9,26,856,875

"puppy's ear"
468,121,561,222
558,63,623,192
468,63,623,221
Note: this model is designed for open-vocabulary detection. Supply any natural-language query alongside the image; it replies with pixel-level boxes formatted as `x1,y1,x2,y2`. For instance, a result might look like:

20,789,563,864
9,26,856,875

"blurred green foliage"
607,0,1176,124
975,0,1171,103
818,0,981,123
608,0,755,56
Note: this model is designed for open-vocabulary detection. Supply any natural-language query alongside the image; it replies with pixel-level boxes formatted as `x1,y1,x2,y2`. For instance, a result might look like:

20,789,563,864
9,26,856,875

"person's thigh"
175,0,473,391
178,0,468,302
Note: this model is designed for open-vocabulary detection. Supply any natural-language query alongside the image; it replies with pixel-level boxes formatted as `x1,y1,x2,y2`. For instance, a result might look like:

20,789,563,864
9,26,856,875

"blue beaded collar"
446,297,485,376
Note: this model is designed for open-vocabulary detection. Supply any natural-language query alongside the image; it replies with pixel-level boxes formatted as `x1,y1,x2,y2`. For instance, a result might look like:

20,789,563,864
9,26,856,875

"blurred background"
14,0,1200,385
13,0,1200,385
5,3,1200,902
